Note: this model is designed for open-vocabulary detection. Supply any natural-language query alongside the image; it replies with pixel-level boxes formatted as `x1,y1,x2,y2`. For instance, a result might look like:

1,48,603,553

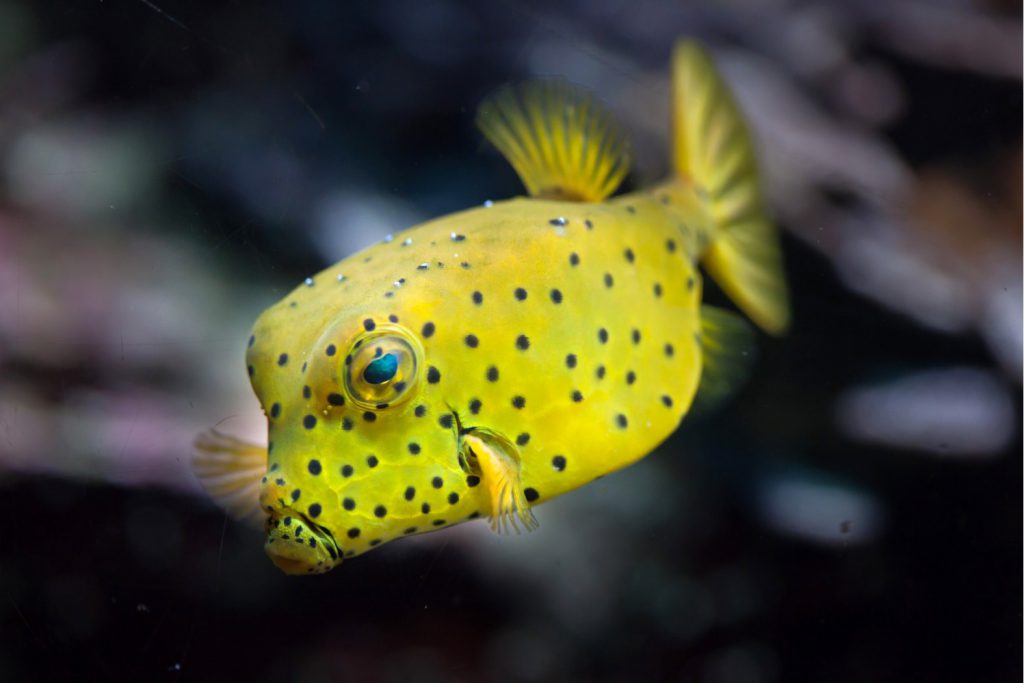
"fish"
193,41,789,575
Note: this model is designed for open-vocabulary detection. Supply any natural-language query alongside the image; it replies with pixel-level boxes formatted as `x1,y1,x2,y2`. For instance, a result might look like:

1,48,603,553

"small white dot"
304,277,315,287
483,199,493,208
336,274,346,282
402,237,413,246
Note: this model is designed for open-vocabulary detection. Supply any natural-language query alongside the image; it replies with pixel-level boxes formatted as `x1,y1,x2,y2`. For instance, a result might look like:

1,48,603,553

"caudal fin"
671,41,790,335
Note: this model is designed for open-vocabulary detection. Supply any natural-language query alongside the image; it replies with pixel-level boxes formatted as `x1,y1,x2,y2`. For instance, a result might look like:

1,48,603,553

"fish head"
248,285,476,572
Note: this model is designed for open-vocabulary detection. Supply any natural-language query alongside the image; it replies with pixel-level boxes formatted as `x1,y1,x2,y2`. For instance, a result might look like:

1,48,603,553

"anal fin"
461,429,539,534
192,429,267,527
693,305,757,413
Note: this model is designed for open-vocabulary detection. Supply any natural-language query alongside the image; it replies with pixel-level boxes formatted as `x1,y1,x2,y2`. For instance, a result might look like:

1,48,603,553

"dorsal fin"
192,429,267,527
693,305,757,413
476,81,630,202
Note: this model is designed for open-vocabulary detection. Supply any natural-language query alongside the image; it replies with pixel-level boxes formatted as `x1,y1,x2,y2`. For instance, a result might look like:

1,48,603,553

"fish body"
194,41,789,574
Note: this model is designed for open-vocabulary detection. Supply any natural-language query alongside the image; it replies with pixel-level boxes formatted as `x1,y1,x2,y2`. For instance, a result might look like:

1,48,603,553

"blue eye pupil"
363,353,398,384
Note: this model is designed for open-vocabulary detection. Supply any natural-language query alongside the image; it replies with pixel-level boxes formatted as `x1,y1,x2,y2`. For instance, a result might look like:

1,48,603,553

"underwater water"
0,1,1020,681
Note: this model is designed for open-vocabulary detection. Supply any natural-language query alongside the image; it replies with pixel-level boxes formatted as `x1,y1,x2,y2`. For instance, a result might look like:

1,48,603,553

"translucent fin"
693,305,758,413
461,429,539,534
192,429,267,527
476,81,630,202
671,41,790,334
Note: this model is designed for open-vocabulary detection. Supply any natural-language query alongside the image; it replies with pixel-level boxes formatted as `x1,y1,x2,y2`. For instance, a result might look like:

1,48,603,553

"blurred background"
0,1,1020,681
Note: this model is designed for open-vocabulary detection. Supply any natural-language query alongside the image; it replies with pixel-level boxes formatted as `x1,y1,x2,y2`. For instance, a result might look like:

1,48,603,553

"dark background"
0,1,1020,681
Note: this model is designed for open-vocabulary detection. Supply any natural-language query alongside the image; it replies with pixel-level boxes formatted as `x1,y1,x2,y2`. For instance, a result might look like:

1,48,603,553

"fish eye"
345,329,420,409
363,353,398,384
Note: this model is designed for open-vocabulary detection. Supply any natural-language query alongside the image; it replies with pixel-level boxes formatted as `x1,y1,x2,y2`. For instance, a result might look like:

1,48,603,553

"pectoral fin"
460,429,539,534
192,429,267,526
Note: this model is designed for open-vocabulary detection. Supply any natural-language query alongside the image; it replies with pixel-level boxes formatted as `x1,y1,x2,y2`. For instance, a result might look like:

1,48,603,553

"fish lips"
264,509,341,574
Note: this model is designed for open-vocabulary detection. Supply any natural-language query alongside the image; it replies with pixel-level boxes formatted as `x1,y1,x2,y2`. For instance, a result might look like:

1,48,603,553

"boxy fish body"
194,42,789,574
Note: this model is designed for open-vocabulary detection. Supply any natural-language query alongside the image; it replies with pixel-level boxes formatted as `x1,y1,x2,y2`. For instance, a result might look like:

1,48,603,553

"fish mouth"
264,508,341,575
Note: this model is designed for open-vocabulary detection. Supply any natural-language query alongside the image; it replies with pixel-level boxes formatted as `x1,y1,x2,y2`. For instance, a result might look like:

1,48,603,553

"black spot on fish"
389,314,399,323
514,287,527,301
270,403,281,418
626,371,636,385
667,239,676,252
472,291,483,305
464,334,479,348
661,395,673,407
422,322,435,338
438,414,454,429
341,464,354,477
308,459,321,475
616,414,628,429
363,319,376,331
466,475,480,487
516,433,530,446
596,365,606,380
303,415,317,429
363,411,376,422
550,289,563,304
404,486,416,501
408,442,421,455
512,395,526,409
515,335,530,351
374,505,387,518
552,455,566,471
414,405,427,417
598,328,608,344
277,353,288,366
632,329,641,344
469,398,482,414
308,503,322,518
326,344,336,356
367,455,379,468
327,393,344,406
448,492,459,505
665,343,675,357
604,273,613,288
342,498,355,511
569,252,579,266
654,283,663,298
524,488,540,502
342,417,354,431
487,366,499,382
565,353,577,369
427,366,441,383
624,248,635,263
431,476,443,489
571,390,583,402
347,528,360,538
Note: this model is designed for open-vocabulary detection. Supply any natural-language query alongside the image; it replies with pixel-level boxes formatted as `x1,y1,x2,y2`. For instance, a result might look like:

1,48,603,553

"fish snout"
264,510,341,575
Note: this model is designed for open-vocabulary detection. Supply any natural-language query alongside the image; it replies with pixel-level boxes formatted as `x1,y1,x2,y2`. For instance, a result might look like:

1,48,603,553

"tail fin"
671,41,790,335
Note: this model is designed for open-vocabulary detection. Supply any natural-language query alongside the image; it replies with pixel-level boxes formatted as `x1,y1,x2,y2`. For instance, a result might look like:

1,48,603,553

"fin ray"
461,430,539,534
477,81,629,202
192,429,267,526
693,305,758,413
671,41,790,334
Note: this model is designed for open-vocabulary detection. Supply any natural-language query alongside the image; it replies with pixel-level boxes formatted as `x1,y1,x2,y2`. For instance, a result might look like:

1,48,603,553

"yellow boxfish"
194,41,789,575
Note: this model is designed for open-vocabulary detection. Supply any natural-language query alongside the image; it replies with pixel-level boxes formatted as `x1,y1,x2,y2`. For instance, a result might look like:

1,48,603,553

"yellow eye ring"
343,325,422,410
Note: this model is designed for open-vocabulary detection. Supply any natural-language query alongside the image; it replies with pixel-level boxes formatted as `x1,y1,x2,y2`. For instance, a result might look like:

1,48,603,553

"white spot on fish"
304,277,315,287
483,199,493,208
451,232,465,242
402,237,413,246
336,274,346,282
417,263,430,270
